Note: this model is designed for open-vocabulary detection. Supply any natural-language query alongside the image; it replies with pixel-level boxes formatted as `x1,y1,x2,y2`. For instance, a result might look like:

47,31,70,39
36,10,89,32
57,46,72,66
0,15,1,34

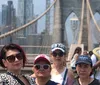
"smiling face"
3,49,23,72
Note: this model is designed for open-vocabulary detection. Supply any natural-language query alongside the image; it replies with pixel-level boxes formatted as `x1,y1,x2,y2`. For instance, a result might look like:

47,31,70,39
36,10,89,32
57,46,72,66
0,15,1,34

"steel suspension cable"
87,0,100,32
78,0,85,44
0,0,57,39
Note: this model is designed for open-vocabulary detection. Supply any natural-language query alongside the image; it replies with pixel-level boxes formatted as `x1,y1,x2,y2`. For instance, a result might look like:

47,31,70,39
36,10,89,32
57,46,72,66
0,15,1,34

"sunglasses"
34,64,50,70
6,52,23,63
52,51,64,57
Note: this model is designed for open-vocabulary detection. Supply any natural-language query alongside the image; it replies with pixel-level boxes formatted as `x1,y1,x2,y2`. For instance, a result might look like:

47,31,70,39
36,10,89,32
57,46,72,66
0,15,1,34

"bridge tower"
52,0,100,50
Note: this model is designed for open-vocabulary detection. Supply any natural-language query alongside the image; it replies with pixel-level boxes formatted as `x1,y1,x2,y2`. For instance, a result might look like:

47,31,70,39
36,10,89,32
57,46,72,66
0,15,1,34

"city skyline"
0,0,46,15
0,0,47,33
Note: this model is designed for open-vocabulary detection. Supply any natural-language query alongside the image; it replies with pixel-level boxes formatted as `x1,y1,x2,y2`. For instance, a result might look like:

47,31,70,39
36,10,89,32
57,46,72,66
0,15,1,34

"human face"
33,60,51,78
51,50,65,63
3,50,23,72
76,63,92,78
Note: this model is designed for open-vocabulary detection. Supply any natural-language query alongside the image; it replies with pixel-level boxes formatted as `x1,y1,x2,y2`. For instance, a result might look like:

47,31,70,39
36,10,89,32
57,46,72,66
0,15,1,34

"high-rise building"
0,12,2,26
17,0,37,37
2,5,7,26
1,1,16,44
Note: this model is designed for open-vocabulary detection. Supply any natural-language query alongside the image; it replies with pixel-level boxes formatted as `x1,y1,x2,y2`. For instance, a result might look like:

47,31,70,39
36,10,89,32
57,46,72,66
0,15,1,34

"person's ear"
2,59,7,67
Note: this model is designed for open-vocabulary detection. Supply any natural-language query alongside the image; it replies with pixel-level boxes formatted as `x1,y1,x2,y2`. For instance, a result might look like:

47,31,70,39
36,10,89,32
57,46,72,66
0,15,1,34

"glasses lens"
6,55,15,63
43,64,50,69
58,52,64,56
34,64,50,70
52,51,64,57
52,52,57,57
34,64,41,70
6,53,23,63
16,53,23,60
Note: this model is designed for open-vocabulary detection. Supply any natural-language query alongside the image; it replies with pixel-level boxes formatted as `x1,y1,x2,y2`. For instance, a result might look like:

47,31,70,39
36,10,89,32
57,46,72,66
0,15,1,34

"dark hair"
88,51,93,56
0,43,26,68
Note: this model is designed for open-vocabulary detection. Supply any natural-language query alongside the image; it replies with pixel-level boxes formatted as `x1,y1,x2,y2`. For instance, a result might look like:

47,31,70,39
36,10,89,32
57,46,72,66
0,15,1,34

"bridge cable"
87,0,100,32
78,0,85,44
0,0,57,39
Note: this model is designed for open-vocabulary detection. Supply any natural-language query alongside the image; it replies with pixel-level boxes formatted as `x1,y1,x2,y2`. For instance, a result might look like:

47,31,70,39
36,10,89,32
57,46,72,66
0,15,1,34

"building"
1,1,16,44
17,0,37,37
2,5,7,26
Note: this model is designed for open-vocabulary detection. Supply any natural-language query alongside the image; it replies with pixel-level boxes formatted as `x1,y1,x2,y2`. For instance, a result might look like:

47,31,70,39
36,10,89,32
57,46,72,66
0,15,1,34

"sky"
0,0,73,46
0,0,46,14
0,0,47,33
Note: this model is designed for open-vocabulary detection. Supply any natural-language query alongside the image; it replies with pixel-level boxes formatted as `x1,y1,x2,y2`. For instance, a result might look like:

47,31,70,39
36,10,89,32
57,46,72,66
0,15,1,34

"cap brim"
52,48,65,52
76,61,91,66
34,57,50,64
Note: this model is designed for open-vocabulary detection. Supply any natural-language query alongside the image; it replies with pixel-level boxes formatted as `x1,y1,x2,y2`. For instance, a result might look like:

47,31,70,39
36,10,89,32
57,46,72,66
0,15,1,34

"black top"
73,78,100,85
46,80,59,85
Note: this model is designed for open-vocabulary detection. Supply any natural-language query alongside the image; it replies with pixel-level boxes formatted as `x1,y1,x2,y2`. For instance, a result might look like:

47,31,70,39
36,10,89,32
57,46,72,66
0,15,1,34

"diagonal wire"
0,0,57,39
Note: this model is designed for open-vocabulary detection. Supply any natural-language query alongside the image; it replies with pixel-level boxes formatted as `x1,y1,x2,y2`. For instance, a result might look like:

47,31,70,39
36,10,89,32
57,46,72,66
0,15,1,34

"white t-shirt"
70,53,78,68
91,54,100,80
51,67,68,85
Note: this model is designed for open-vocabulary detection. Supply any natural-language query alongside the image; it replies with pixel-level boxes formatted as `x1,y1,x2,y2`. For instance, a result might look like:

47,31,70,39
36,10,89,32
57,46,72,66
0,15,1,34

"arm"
67,69,74,85
93,60,100,69
91,54,100,70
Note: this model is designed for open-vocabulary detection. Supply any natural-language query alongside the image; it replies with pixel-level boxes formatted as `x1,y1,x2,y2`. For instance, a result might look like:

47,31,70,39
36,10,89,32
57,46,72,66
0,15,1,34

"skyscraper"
1,1,16,44
17,0,37,37
2,5,7,26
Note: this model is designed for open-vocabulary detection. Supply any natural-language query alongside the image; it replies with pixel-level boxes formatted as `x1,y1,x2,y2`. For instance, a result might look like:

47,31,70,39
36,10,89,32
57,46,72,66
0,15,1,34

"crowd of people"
0,43,100,85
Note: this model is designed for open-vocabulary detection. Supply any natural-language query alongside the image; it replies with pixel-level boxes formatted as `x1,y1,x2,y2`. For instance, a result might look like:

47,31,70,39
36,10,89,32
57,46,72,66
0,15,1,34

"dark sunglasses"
6,52,23,63
52,51,64,57
34,64,50,70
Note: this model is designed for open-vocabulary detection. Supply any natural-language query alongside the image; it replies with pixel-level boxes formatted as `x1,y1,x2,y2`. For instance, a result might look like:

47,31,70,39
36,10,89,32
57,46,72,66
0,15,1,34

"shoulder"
67,69,74,79
0,73,11,79
72,78,79,85
0,73,17,84
90,79,100,85
24,75,35,84
91,54,96,59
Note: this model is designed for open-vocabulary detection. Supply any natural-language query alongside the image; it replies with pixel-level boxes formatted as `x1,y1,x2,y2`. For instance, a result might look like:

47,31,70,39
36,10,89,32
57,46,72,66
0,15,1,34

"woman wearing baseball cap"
50,43,74,85
73,55,100,85
32,54,60,85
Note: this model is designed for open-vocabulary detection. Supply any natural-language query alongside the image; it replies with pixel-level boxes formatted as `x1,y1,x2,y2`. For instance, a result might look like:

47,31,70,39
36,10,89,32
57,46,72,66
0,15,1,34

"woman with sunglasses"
50,43,74,85
32,54,60,85
0,43,35,85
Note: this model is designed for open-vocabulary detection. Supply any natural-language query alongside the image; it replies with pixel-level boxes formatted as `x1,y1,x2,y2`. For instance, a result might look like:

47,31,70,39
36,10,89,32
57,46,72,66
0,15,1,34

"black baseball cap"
75,55,92,67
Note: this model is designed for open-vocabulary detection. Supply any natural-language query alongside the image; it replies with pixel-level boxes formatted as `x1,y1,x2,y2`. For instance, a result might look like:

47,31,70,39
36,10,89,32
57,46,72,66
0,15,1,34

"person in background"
50,43,74,85
91,47,100,81
0,43,34,85
83,50,89,56
73,55,100,85
32,54,60,85
70,47,82,70
88,51,93,57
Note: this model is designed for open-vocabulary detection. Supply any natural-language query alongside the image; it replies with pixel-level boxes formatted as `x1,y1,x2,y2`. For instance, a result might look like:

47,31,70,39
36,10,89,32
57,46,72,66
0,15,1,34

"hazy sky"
0,0,46,14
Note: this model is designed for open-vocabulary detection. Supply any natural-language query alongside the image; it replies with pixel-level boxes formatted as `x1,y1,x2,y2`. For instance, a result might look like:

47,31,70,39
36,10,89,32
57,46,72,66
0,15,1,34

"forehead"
6,50,19,56
35,60,49,64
